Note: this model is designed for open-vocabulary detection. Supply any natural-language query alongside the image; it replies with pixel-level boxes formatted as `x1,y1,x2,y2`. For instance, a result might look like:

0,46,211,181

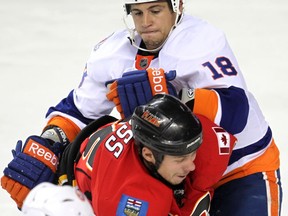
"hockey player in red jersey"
58,94,237,215
1,0,282,214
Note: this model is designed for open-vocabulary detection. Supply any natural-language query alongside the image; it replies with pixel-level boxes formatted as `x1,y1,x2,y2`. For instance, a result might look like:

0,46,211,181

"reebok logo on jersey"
147,68,169,95
23,139,58,172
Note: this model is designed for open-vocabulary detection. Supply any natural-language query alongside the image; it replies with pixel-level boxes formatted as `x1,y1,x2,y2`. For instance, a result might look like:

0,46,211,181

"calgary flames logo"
141,110,161,127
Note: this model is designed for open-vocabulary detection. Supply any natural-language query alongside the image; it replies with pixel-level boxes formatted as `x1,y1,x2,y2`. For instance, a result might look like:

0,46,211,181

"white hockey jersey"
45,14,279,186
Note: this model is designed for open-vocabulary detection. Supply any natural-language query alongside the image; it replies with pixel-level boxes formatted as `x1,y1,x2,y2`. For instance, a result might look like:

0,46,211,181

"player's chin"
143,39,163,50
142,35,162,45
171,176,186,185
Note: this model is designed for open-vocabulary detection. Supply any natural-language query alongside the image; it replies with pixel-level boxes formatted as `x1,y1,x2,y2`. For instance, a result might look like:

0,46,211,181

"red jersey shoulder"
82,120,133,165
190,114,237,191
196,114,237,155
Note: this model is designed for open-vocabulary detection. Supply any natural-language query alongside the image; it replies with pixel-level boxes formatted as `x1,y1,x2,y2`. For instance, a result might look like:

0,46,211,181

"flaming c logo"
141,110,161,127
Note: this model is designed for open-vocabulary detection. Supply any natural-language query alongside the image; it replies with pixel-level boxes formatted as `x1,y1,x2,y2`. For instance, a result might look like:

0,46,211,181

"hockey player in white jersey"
22,182,94,216
1,0,282,215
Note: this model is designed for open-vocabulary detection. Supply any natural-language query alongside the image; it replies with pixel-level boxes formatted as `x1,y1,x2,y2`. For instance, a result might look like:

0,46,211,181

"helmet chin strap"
123,10,183,53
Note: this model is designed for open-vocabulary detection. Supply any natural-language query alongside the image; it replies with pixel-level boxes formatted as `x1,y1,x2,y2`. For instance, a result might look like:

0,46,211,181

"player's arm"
44,90,97,140
1,96,83,209
180,86,249,135
57,115,117,186
1,136,63,209
1,113,75,209
181,114,237,215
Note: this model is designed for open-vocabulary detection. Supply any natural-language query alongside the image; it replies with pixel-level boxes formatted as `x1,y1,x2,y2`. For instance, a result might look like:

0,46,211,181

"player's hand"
106,68,177,119
1,136,62,209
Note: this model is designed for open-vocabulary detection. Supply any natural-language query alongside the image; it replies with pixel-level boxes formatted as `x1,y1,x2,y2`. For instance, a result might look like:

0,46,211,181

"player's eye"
174,157,185,163
150,9,161,14
131,10,142,16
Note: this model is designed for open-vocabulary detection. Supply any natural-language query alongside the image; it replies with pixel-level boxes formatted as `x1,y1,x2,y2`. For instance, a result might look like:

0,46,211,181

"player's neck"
135,41,159,70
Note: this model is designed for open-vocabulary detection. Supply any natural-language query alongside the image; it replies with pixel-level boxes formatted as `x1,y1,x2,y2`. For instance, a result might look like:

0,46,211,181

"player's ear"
179,0,184,13
142,147,156,164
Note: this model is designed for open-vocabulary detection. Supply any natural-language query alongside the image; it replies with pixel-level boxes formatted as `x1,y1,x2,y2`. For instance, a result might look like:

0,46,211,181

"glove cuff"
41,126,69,147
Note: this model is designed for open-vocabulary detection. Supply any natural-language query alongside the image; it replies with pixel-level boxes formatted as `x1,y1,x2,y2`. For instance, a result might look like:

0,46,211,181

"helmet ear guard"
131,94,202,157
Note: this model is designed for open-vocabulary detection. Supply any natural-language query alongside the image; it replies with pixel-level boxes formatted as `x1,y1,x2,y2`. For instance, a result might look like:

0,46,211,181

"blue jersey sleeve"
45,90,94,125
215,86,249,135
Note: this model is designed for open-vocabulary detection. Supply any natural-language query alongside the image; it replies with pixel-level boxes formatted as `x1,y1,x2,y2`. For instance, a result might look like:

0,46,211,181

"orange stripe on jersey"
264,170,281,216
193,89,218,122
44,115,81,142
215,139,280,188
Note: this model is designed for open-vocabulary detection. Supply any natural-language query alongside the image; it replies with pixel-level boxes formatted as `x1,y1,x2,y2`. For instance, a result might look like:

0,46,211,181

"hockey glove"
106,68,177,119
1,136,62,208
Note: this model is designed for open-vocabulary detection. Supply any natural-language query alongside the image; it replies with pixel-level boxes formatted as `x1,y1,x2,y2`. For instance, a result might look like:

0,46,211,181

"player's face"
157,151,197,185
130,2,176,50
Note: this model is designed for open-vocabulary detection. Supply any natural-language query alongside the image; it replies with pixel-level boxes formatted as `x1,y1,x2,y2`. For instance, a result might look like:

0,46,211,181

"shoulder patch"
117,194,149,216
212,127,230,155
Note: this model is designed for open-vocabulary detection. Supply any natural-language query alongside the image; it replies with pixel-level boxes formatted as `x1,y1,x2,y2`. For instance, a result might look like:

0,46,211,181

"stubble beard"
143,38,164,50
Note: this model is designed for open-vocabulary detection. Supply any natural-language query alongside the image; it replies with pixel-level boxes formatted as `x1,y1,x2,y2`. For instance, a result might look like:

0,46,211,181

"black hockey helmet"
131,94,202,156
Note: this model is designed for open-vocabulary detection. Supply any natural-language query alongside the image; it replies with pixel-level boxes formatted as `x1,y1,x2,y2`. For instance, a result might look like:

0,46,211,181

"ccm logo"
147,68,168,95
24,140,58,172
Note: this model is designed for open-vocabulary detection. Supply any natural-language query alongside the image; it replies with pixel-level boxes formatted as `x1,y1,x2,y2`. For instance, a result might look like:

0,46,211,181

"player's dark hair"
134,140,164,170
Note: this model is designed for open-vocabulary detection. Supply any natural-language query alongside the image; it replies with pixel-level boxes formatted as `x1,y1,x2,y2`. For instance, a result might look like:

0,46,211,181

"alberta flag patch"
116,194,149,216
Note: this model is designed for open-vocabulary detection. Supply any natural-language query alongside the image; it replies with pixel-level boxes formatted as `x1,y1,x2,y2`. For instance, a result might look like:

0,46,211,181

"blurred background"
0,0,287,215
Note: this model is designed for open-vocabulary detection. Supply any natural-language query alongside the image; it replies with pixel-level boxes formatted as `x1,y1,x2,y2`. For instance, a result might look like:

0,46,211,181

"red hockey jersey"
75,114,237,215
